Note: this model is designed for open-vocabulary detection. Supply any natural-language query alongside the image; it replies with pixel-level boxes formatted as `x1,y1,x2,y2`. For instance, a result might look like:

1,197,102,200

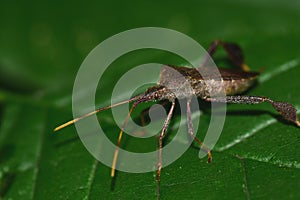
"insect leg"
111,100,143,177
206,96,300,127
156,100,175,199
204,40,250,72
187,99,212,162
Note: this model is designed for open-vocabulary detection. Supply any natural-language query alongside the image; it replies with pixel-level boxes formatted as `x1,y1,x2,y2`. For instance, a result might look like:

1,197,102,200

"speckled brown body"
144,65,259,101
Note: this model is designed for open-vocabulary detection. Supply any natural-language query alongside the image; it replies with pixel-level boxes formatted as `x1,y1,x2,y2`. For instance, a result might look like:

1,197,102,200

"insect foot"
268,100,300,127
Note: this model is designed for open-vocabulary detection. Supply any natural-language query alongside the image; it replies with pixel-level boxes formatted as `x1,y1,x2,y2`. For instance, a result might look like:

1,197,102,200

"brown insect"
54,40,300,199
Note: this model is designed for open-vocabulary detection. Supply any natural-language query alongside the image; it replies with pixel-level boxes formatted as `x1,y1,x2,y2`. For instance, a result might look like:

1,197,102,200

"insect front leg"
156,100,175,200
111,100,143,177
205,96,300,127
186,99,212,162
203,40,250,72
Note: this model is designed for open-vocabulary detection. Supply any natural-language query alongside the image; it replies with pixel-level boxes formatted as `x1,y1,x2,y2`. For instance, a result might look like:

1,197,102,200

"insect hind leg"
206,96,300,127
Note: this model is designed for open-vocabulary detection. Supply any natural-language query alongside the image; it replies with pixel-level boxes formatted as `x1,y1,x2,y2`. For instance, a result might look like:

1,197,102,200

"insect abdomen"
193,76,257,98
223,78,257,95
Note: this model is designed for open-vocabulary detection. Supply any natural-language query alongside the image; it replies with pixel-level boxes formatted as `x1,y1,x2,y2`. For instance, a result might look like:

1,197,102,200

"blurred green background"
0,0,300,199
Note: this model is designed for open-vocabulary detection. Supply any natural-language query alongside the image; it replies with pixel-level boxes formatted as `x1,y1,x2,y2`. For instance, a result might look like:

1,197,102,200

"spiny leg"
156,100,175,200
206,96,300,127
186,99,212,163
204,40,250,72
111,100,143,177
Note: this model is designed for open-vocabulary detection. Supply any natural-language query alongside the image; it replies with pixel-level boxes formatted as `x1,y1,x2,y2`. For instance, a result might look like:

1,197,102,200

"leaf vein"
31,110,48,199
259,59,299,83
83,159,99,200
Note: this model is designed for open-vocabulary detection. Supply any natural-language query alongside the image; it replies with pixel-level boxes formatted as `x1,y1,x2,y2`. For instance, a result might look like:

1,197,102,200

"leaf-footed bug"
54,40,300,199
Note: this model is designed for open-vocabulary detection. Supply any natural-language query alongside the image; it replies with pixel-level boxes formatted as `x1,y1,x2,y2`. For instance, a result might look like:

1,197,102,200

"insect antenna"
53,95,143,132
111,99,145,177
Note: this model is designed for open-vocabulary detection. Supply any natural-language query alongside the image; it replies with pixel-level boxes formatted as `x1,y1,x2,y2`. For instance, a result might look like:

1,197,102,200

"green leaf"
1,0,300,199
